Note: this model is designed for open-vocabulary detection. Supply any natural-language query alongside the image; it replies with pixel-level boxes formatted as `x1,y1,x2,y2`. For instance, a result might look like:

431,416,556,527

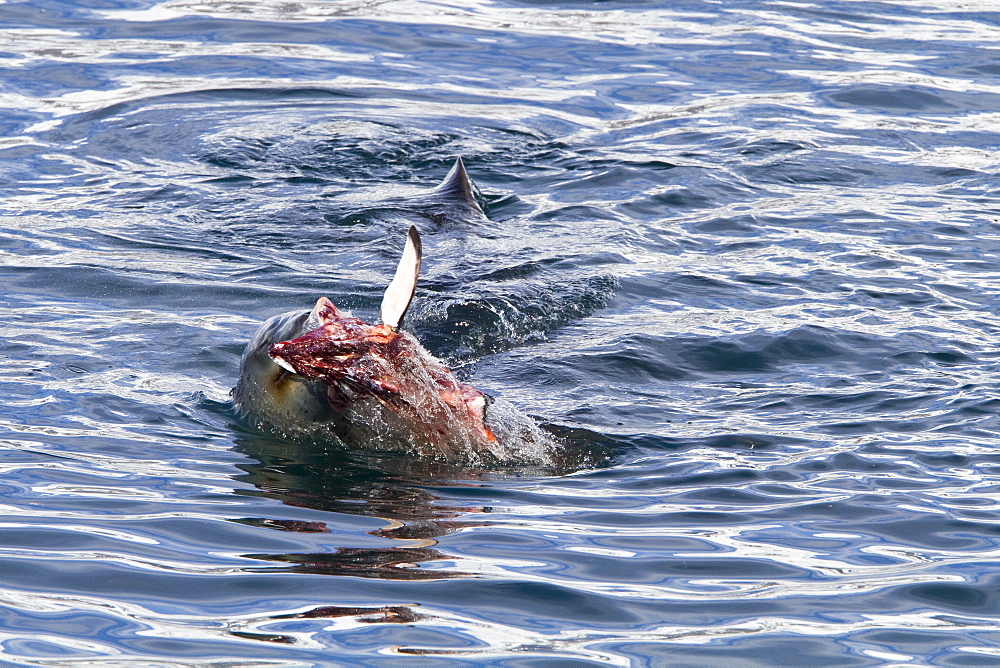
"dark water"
3,0,1000,664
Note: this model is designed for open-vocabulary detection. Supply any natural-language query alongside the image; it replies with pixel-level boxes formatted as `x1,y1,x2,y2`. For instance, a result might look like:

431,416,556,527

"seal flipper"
432,157,484,215
305,296,340,330
380,225,422,329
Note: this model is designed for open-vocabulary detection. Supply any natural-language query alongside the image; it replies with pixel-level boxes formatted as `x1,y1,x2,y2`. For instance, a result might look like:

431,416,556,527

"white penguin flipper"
380,225,422,329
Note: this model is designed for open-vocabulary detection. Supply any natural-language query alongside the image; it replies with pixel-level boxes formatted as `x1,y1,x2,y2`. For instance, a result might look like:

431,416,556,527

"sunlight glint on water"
1,0,1000,664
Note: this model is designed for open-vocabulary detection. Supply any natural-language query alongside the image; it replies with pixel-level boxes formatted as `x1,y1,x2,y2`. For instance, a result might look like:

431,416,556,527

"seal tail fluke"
433,157,484,213
380,225,422,330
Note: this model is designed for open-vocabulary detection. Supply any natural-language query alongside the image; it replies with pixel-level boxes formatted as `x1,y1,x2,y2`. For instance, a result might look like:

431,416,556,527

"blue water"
3,0,1000,664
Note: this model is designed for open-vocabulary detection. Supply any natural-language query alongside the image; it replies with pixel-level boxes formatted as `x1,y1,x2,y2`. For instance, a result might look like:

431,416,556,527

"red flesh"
268,298,496,450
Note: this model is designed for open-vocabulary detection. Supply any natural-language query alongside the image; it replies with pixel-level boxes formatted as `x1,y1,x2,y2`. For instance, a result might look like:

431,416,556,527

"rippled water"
3,0,1000,664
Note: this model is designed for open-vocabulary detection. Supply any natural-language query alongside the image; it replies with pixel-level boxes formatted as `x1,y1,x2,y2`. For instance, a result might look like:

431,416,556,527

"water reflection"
230,425,611,582
230,434,496,580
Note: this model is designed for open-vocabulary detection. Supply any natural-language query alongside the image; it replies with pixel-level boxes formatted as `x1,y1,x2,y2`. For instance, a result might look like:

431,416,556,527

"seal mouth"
271,356,298,375
268,303,402,400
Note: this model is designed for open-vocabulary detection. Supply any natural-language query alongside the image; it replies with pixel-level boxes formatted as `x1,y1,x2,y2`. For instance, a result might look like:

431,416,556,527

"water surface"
3,0,1000,664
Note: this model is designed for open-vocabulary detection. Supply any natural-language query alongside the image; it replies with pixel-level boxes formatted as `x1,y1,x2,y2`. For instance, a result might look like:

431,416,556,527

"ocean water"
3,0,1000,664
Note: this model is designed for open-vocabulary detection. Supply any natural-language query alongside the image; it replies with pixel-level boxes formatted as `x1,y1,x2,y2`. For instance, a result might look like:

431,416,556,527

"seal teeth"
271,355,297,374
